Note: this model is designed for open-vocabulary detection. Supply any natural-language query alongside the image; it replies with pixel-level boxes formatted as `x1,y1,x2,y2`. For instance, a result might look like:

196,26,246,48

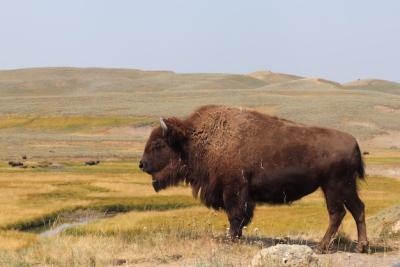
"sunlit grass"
63,176,400,241
0,230,37,252
365,156,400,165
0,159,398,265
0,115,155,132
0,161,195,230
0,160,398,238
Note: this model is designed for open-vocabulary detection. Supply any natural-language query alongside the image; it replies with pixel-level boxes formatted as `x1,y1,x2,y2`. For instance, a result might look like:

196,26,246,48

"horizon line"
0,66,398,85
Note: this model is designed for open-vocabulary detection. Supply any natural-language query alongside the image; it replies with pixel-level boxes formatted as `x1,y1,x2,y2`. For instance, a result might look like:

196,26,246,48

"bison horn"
160,117,168,133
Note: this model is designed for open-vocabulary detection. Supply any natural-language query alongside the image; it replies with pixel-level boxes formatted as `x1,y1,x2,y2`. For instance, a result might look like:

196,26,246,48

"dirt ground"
318,251,400,267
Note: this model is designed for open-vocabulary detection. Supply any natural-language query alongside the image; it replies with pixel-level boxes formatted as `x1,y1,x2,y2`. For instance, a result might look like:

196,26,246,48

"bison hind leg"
320,174,368,253
343,185,368,253
319,185,347,253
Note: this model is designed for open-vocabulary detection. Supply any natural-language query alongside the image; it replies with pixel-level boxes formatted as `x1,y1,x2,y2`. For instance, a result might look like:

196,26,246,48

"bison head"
139,117,189,192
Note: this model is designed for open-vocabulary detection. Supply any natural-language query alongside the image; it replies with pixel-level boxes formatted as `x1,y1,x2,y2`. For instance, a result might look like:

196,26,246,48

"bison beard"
151,160,188,192
140,105,369,253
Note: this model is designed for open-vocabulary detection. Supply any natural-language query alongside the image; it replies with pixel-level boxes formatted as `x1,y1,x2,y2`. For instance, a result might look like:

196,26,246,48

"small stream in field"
27,210,118,237
40,219,94,237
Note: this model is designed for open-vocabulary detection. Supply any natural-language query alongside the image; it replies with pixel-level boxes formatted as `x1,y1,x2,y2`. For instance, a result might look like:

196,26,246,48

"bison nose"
139,160,146,170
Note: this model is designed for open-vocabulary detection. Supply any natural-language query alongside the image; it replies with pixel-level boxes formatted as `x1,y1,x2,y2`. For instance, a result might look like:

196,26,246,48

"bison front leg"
223,183,255,240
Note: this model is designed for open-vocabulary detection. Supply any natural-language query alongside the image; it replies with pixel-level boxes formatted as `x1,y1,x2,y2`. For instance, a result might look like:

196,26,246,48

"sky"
0,0,399,82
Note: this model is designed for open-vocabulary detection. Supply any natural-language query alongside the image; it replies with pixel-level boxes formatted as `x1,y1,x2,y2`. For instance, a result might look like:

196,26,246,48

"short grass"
0,115,154,160
0,159,398,266
0,115,155,132
365,153,400,165
0,162,196,231
64,176,400,241
1,68,400,142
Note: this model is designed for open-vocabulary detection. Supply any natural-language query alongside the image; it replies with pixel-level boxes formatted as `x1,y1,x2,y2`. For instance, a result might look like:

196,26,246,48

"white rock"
391,220,400,234
250,244,320,267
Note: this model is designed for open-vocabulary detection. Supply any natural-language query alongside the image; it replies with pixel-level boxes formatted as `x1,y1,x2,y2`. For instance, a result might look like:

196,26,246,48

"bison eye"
153,142,162,150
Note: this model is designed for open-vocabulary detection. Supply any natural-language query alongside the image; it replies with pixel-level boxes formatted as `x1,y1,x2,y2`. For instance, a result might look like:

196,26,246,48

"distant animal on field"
139,105,368,253
85,160,100,166
8,161,24,167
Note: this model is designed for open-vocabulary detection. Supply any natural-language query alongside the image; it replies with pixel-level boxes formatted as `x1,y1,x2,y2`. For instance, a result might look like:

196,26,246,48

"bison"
139,105,368,253
85,160,100,166
8,161,24,167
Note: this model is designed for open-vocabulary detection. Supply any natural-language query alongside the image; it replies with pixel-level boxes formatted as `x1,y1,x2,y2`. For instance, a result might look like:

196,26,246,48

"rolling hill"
247,71,302,85
0,67,399,159
343,79,400,95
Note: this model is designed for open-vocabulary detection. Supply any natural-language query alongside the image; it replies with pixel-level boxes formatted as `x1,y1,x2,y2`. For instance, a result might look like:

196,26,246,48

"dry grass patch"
0,235,258,267
0,158,398,266
65,176,400,244
0,231,37,251
0,162,196,230
0,116,155,132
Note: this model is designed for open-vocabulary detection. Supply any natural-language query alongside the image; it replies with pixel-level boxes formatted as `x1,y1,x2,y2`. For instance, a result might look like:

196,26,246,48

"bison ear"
160,117,189,148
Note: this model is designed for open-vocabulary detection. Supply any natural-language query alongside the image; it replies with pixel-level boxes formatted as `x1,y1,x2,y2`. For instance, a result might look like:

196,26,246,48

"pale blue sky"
0,0,399,82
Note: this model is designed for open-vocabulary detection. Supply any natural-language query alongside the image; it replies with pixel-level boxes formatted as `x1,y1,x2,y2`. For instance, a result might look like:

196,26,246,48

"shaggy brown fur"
139,105,368,253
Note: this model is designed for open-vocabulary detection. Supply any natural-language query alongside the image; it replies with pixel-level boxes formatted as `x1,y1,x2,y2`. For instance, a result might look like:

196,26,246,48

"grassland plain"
0,161,398,266
0,67,399,266
0,67,399,163
0,68,400,140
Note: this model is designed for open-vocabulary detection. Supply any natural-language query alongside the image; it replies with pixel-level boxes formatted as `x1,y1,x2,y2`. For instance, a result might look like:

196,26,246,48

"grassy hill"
0,67,265,96
0,67,399,159
343,79,400,95
247,70,303,84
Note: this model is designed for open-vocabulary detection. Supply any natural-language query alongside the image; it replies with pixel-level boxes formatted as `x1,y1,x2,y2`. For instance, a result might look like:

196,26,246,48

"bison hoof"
227,231,242,241
316,243,330,254
229,234,241,241
355,241,369,253
230,237,240,243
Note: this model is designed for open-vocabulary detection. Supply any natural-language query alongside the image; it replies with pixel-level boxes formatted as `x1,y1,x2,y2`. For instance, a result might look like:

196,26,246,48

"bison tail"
355,143,365,180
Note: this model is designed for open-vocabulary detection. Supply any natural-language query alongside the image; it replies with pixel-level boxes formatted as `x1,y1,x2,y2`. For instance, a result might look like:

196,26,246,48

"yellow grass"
0,116,155,132
0,157,398,266
64,176,400,240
